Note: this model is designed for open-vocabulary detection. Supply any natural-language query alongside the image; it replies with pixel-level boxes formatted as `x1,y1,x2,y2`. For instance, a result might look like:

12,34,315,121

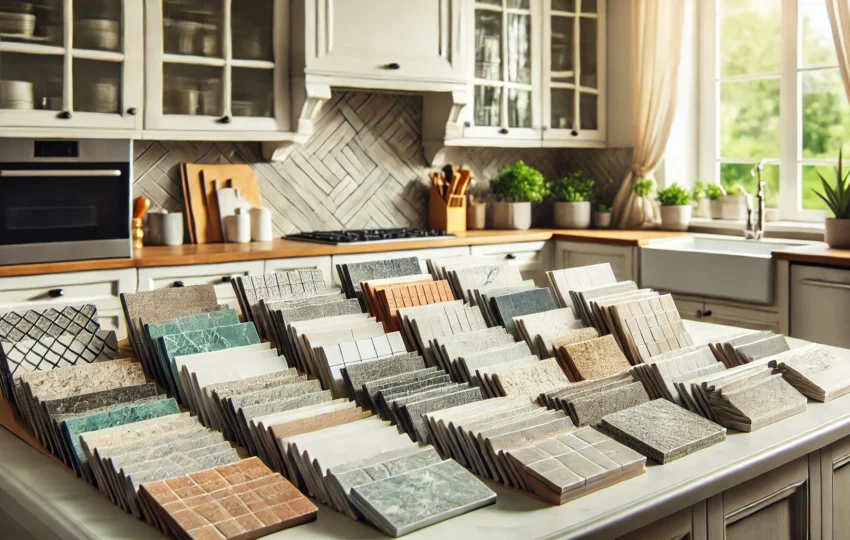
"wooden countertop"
773,243,850,268
0,229,691,278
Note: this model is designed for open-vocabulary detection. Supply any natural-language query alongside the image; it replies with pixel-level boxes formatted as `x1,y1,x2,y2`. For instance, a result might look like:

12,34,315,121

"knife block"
429,186,466,233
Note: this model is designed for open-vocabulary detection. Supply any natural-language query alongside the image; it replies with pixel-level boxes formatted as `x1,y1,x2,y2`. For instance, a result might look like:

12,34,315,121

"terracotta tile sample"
559,335,631,382
139,457,317,539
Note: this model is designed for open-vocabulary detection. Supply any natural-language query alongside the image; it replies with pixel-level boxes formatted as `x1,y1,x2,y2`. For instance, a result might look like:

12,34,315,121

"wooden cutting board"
183,164,262,243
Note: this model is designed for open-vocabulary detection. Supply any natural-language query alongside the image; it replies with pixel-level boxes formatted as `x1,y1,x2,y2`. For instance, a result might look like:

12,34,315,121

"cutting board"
183,164,262,243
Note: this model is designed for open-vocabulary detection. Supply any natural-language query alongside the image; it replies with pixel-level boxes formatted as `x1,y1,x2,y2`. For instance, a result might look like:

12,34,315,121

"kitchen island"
1,321,848,540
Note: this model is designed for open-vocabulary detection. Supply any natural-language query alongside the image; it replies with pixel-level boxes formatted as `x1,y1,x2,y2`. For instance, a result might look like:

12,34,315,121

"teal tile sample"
144,308,239,394
161,322,261,403
61,397,180,483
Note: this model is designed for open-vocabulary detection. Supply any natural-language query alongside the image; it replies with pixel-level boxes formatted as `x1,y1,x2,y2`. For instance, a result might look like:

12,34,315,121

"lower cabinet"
790,264,850,349
820,434,850,540
619,502,707,539
554,241,639,282
137,261,265,313
671,294,781,333
469,241,552,287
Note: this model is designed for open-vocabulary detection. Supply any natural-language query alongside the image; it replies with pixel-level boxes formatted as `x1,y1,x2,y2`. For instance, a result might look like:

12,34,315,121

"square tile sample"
0,304,100,343
560,335,631,381
599,398,726,464
546,264,617,312
492,358,570,399
490,288,558,339
612,294,694,364
139,457,317,538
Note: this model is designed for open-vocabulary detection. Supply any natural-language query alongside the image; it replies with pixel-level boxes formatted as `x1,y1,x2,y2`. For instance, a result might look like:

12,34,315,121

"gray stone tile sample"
492,358,569,399
491,288,558,339
711,373,807,432
400,387,483,442
349,459,496,537
600,398,726,464
341,353,426,407
567,382,649,427
342,257,422,298
774,344,850,402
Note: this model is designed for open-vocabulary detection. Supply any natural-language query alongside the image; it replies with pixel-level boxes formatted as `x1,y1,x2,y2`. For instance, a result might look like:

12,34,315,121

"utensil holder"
429,186,466,233
467,200,487,230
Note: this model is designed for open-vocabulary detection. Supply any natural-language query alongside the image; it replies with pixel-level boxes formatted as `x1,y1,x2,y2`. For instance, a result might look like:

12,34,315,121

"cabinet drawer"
97,309,126,340
703,302,780,333
671,294,705,323
137,261,265,311
0,269,137,312
331,247,470,286
470,242,551,286
555,241,637,283
264,256,333,289
791,264,850,348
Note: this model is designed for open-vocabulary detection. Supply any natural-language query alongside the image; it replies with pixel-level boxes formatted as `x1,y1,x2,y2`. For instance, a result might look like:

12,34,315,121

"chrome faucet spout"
745,160,767,240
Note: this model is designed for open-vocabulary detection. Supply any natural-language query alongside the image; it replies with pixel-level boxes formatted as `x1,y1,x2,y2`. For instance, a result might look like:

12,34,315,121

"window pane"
232,68,272,118
163,0,223,58
474,85,501,126
551,88,574,130
0,52,63,111
74,0,122,52
163,63,222,116
579,17,597,88
550,15,573,81
579,92,597,130
552,0,574,12
506,13,531,84
719,163,779,208
507,0,528,8
801,0,837,68
720,78,780,158
582,0,597,13
475,10,502,81
802,69,850,159
507,88,531,128
719,4,780,77
74,59,121,114
802,164,847,212
232,0,273,61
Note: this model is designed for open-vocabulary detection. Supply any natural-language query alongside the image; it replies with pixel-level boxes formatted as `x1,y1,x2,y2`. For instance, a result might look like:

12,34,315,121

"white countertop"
2,321,849,540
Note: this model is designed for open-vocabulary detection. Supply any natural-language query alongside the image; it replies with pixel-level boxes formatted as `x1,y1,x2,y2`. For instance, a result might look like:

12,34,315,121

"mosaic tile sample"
611,294,694,364
0,304,99,342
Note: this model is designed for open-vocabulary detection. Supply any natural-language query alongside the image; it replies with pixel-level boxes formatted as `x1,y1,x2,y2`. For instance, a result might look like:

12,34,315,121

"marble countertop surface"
2,321,850,539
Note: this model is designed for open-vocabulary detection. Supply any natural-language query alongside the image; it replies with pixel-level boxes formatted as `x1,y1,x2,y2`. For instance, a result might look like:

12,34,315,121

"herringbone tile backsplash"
133,91,632,235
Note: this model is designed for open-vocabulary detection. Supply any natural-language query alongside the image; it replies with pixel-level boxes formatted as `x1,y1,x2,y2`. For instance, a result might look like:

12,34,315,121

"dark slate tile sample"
490,288,558,339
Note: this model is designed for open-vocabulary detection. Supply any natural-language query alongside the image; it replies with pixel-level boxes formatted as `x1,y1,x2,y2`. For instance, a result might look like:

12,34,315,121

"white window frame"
699,0,832,223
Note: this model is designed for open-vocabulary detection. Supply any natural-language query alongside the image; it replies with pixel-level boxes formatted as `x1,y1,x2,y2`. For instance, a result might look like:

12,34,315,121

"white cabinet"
144,0,296,138
470,241,551,286
456,0,605,148
554,240,637,282
137,261,265,312
264,256,334,289
298,0,466,86
0,0,143,132
671,293,781,333
0,268,137,338
331,246,471,286
790,264,850,348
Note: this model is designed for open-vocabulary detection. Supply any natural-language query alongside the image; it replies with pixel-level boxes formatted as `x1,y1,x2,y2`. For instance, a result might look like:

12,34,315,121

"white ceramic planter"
660,204,692,231
825,218,850,249
709,199,723,219
693,198,711,218
720,194,748,221
491,201,532,230
593,212,612,229
554,201,591,229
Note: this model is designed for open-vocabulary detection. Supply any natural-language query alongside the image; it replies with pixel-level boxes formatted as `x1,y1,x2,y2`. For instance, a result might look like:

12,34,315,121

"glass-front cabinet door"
145,0,285,133
543,0,605,144
0,0,143,130
464,0,541,142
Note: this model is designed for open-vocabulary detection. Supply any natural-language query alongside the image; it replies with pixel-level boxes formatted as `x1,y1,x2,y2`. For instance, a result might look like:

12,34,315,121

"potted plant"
550,171,594,228
628,177,660,228
721,184,749,220
657,184,692,231
489,160,549,230
691,180,711,218
706,184,725,219
594,204,612,228
812,150,850,248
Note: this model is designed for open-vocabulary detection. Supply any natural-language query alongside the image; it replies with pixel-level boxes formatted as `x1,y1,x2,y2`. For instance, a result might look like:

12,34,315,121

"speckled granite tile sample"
599,398,726,464
343,258,423,296
492,358,570,399
560,335,631,381
349,459,496,537
538,327,600,359
139,457,317,538
342,354,427,407
568,382,650,427
490,288,557,338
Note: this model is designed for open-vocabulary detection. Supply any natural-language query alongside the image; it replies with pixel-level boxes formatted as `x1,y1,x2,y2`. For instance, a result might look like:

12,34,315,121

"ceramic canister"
147,209,183,246
249,207,273,242
224,208,251,243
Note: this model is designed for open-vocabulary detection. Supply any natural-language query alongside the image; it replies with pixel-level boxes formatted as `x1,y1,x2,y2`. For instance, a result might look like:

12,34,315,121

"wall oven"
0,139,132,266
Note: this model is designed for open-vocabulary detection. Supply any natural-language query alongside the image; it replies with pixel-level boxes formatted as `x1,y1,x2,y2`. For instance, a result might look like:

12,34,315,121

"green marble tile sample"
61,397,180,483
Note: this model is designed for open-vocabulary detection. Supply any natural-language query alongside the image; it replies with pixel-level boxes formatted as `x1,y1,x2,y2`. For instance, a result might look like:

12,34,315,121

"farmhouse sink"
640,236,804,305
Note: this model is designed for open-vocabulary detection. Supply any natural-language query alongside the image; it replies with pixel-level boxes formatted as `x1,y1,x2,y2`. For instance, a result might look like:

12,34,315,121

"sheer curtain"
611,0,686,229
826,0,850,102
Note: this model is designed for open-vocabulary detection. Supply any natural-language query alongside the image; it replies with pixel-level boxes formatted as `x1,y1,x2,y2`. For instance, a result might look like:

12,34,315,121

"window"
700,0,849,221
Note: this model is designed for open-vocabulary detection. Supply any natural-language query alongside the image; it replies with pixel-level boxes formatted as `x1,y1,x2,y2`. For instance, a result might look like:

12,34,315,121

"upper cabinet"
144,0,297,138
452,0,606,149
0,0,143,131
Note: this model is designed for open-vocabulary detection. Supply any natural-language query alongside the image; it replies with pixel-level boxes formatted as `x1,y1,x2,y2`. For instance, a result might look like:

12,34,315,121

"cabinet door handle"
173,280,184,288
218,115,232,124
571,129,579,136
220,276,233,283
800,278,850,291
499,128,509,135
127,107,137,116
383,62,401,70
57,111,72,120
505,253,517,260
696,309,712,318
48,288,65,298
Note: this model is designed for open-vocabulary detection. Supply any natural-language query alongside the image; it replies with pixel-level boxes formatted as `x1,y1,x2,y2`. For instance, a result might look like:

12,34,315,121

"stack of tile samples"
539,372,650,427
547,263,618,314
423,397,645,505
375,279,455,332
487,357,571,399
447,263,524,305
684,360,807,432
231,269,332,338
426,255,507,299
0,304,119,401
397,301,488,366
340,352,428,408
514,307,585,358
773,344,850,402
438,333,535,387
277,416,496,536
336,256,423,308
473,280,536,326
598,399,727,464
311,332,410,395
555,334,632,382
708,330,790,368
609,294,694,365
630,346,725,403
489,287,558,339
139,457,318,539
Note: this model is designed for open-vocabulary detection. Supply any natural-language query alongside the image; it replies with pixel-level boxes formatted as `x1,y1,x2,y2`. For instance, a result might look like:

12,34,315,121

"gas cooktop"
285,228,454,245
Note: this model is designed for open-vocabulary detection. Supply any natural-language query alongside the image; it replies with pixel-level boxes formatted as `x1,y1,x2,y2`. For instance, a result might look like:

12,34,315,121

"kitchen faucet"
745,159,767,240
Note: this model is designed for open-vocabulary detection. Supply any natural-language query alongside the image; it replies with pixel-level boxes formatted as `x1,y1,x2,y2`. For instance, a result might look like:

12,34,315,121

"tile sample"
567,382,650,426
774,344,850,402
0,304,99,342
559,335,631,382
611,294,694,364
492,358,570,399
452,265,523,303
546,264,617,312
490,288,558,339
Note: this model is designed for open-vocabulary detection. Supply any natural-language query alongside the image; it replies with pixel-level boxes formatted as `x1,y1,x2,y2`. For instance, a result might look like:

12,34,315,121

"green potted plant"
812,150,850,248
593,203,612,228
691,180,711,218
629,177,660,228
657,183,692,231
706,183,725,219
721,184,748,221
489,160,549,230
550,171,594,229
